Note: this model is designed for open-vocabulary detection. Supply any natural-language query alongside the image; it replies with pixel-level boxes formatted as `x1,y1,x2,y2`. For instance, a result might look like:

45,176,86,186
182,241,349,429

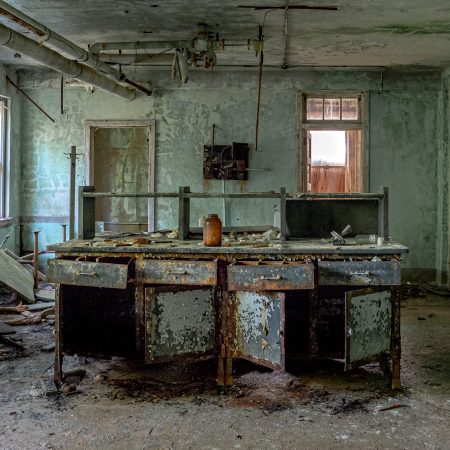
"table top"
48,237,408,256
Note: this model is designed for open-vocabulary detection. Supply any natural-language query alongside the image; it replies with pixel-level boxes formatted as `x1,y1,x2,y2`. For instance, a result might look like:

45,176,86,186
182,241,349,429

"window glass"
342,98,359,120
324,98,340,120
306,98,323,120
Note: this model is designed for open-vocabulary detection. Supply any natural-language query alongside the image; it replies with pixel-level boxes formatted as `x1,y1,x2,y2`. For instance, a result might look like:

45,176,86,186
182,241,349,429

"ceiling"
2,0,450,70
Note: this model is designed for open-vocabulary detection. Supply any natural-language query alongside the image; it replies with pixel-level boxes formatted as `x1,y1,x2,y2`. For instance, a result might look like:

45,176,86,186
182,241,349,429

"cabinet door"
235,291,285,370
145,287,215,363
345,288,391,370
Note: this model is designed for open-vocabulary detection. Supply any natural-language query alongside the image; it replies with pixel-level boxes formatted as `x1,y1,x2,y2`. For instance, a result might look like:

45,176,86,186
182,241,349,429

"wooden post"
33,231,40,289
391,285,401,389
69,146,77,240
178,186,190,240
54,285,63,385
78,186,96,239
280,187,287,241
378,186,389,242
61,224,67,242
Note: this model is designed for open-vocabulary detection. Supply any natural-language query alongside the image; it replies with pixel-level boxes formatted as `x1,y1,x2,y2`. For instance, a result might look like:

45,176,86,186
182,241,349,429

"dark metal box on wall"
203,142,249,180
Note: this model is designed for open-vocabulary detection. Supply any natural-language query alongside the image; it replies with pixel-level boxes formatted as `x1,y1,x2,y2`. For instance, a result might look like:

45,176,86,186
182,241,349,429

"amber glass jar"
203,214,222,247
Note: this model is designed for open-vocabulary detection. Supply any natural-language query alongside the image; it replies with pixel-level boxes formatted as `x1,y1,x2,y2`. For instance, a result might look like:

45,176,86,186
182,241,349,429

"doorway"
85,120,155,233
304,129,362,193
300,93,368,193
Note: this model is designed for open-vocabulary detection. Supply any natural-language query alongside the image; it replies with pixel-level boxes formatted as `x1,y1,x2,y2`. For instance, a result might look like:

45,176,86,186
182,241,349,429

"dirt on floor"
0,294,449,450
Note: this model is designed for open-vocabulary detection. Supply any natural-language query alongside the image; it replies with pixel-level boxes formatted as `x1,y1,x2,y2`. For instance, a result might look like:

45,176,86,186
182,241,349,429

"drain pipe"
0,0,151,96
0,24,136,100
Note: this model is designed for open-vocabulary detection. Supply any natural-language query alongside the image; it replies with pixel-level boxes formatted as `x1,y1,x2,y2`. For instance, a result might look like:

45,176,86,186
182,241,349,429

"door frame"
85,119,156,232
298,91,369,193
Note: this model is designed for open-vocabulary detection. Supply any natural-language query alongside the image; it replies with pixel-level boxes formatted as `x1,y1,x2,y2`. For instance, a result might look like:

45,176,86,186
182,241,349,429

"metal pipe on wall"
90,39,249,54
0,0,151,96
90,40,192,54
99,53,175,65
0,23,136,100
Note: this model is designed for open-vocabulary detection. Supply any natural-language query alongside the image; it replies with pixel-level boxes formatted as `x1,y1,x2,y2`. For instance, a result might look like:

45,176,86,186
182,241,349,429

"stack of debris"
0,249,55,356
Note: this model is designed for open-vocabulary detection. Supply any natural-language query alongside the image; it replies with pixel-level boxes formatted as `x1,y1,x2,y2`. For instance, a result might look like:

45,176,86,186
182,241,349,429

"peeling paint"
146,288,215,360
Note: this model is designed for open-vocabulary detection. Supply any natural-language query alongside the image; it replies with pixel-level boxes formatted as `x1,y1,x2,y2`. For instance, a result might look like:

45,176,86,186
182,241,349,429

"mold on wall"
370,90,439,270
17,68,444,275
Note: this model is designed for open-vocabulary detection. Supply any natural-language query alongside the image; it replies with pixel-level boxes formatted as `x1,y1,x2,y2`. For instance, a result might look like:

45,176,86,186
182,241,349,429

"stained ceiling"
1,0,450,70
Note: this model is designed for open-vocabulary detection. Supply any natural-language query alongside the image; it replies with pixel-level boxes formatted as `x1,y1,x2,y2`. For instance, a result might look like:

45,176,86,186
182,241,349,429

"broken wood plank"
27,302,55,312
34,289,55,303
3,314,42,326
0,305,26,314
0,249,35,303
4,248,46,282
0,321,16,335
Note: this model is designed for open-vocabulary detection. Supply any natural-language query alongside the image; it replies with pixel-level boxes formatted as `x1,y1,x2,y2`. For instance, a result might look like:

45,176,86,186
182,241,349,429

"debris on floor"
0,249,35,303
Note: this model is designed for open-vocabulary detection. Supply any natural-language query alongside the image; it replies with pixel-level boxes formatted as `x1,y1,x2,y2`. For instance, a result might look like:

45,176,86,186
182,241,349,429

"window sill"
0,217,15,228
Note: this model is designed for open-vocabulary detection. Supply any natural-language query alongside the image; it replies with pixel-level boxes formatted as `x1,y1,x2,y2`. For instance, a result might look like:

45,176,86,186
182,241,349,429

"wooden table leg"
308,286,319,356
54,285,63,385
391,286,401,389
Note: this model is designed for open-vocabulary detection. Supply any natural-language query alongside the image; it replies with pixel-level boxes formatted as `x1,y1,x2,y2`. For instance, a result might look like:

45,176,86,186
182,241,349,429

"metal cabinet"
318,260,401,286
47,259,129,288
144,286,216,364
345,288,392,370
137,259,217,286
234,291,285,370
228,262,314,290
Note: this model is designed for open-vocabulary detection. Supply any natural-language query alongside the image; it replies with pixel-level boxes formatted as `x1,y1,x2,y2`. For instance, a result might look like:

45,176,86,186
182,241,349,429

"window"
311,130,347,166
0,97,7,219
305,96,360,121
300,92,367,194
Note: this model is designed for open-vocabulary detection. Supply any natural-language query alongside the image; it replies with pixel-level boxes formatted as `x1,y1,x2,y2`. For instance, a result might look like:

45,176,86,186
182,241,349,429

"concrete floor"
0,294,449,450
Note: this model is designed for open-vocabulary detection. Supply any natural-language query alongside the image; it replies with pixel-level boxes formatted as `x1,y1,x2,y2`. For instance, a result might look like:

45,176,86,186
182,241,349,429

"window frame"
298,90,369,193
0,96,8,220
304,94,362,124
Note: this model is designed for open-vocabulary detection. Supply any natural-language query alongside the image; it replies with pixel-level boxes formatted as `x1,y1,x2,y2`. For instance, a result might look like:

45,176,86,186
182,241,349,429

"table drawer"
228,262,314,291
136,260,217,286
47,259,128,289
318,260,400,286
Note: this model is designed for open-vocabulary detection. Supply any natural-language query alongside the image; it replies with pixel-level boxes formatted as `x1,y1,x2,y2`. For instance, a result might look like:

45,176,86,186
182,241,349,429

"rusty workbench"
47,237,408,389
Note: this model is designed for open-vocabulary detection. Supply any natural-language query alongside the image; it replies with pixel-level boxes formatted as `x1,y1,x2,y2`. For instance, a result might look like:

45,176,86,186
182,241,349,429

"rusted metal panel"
235,291,285,370
345,288,391,370
145,287,215,363
47,259,128,289
228,262,314,290
136,259,217,286
318,260,401,286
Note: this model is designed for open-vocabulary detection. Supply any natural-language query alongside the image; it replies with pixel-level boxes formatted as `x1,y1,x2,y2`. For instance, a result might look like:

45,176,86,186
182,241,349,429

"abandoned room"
0,0,449,448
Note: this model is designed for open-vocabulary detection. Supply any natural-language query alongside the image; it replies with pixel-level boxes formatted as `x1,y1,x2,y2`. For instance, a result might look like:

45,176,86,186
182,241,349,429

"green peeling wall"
15,68,447,278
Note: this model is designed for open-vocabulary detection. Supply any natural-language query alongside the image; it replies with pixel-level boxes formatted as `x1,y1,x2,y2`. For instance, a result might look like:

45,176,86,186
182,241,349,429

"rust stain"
0,8,47,36
239,180,247,193
203,179,212,192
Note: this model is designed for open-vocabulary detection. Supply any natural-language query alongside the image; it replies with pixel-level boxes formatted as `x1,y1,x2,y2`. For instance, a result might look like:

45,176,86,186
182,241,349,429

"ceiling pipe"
90,39,250,54
100,53,175,65
0,23,136,100
0,0,151,96
90,40,191,54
